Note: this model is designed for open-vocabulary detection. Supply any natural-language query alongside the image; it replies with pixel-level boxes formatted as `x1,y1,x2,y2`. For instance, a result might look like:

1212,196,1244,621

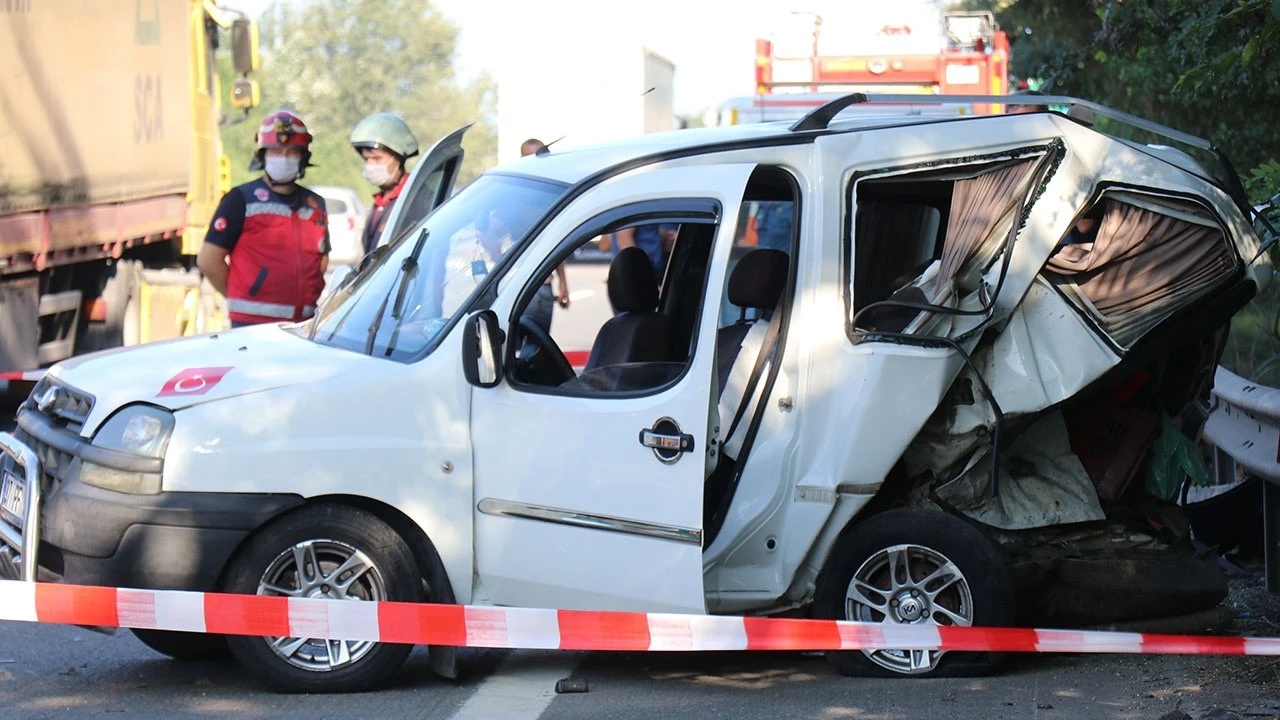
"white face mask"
264,155,300,184
363,159,396,188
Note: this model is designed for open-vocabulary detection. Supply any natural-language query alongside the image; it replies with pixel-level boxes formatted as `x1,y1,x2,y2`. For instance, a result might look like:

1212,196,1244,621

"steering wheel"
515,315,575,386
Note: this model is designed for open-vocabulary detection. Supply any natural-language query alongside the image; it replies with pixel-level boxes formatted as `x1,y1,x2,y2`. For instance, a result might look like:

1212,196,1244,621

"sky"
223,0,950,117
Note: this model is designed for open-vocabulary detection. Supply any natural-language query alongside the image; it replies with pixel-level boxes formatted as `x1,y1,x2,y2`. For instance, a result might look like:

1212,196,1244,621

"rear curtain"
1045,197,1234,347
938,158,1040,289
853,156,1040,314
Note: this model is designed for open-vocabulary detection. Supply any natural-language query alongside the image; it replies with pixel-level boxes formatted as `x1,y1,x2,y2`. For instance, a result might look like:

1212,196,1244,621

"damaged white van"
0,93,1270,692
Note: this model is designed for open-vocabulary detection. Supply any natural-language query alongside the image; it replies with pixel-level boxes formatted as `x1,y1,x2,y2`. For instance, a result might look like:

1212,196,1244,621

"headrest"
608,246,659,313
728,249,789,309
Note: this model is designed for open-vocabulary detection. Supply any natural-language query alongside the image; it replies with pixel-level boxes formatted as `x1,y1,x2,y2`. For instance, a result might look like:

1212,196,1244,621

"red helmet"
248,110,314,172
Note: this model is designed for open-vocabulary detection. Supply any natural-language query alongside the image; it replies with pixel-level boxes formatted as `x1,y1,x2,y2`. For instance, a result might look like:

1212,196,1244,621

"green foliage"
217,0,496,197
963,0,1280,176
1217,171,1280,385
1247,161,1280,205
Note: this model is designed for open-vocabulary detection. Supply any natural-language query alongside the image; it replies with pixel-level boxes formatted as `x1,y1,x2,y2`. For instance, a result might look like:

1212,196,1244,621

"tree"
964,0,1280,201
219,0,496,195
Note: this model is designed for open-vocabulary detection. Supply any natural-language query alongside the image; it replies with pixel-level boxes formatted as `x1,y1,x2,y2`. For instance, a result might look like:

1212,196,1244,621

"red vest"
361,173,409,256
226,181,328,324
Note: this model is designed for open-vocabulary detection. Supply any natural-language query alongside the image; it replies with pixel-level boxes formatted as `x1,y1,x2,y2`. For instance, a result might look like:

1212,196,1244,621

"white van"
0,95,1269,692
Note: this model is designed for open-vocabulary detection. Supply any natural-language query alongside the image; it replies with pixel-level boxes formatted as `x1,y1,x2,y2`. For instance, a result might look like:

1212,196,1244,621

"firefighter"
197,109,331,328
350,112,419,258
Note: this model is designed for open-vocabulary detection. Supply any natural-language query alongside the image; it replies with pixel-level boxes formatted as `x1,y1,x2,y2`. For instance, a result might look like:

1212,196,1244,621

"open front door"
469,163,757,614
376,124,470,249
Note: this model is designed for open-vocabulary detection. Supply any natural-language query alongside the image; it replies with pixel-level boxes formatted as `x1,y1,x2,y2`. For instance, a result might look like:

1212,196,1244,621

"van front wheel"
813,508,1014,678
222,503,424,693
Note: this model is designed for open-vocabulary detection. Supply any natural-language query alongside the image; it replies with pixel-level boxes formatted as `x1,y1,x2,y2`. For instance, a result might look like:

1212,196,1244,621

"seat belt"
722,308,784,458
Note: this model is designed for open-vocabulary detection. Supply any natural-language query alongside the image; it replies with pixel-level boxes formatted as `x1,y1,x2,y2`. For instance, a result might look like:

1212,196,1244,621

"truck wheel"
222,504,424,693
813,508,1014,678
132,629,230,661
80,260,141,352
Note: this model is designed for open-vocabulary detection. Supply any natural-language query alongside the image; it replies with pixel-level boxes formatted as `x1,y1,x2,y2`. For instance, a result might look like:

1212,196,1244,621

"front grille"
27,377,95,431
11,428,56,496
14,376,92,496
13,426,73,495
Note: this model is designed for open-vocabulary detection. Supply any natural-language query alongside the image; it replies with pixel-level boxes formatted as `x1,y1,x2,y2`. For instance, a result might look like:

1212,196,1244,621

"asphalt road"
2,618,1279,720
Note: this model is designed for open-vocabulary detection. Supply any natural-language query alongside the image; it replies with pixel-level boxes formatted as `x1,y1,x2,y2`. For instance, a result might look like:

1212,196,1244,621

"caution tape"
0,370,45,383
2,580,1279,655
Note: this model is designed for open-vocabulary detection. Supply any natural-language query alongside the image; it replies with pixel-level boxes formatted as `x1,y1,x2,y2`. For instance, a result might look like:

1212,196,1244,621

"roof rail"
788,92,1251,214
788,93,868,132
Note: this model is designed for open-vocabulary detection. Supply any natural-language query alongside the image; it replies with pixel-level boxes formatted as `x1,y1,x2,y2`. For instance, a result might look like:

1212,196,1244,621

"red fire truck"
709,8,1011,126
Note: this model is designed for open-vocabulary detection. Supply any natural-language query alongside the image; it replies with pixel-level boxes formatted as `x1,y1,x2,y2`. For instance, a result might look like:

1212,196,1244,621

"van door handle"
639,417,695,465
639,429,694,452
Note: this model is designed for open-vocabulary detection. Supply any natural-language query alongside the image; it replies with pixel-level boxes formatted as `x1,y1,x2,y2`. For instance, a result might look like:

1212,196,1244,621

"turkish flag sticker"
157,366,235,398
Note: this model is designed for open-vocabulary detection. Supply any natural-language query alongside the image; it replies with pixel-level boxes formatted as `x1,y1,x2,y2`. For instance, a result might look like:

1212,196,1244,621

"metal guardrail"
1203,366,1280,592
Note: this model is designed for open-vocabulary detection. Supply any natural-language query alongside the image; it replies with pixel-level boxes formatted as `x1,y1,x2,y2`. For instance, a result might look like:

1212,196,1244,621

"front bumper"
0,411,303,590
0,433,40,582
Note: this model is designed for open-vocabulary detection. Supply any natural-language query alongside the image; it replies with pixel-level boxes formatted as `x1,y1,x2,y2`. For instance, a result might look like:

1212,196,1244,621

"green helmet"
350,112,419,160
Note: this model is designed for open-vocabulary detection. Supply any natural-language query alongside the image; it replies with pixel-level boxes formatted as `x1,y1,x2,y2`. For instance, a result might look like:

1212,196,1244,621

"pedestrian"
350,112,419,257
1007,87,1043,115
519,138,570,334
521,137,548,157
752,201,794,253
197,109,330,328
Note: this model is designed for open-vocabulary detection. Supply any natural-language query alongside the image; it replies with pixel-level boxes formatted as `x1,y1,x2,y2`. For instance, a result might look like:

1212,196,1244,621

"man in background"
520,138,570,333
351,112,419,256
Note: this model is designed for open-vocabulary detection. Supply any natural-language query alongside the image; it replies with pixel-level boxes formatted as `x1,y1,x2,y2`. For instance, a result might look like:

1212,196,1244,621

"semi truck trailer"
0,0,261,373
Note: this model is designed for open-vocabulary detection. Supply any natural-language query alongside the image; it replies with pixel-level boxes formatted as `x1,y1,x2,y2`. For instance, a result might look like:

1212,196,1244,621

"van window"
507,215,716,396
304,173,565,361
847,155,1046,336
1044,193,1236,347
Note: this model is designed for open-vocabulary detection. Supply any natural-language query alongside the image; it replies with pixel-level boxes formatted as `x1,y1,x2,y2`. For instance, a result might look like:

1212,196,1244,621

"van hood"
49,324,370,424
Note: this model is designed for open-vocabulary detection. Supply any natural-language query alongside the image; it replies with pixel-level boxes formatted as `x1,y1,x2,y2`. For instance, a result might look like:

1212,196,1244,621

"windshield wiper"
364,228,429,356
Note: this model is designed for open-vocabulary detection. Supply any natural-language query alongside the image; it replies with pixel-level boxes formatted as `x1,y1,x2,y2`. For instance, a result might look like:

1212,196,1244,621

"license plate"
0,470,25,527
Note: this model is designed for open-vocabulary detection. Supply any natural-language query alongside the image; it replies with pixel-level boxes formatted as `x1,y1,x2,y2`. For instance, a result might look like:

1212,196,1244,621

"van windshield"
302,173,566,361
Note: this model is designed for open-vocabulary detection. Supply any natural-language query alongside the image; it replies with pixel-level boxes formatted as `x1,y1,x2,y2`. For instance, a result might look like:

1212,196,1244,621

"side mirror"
462,310,504,388
231,19,260,74
230,79,260,111
1270,191,1280,210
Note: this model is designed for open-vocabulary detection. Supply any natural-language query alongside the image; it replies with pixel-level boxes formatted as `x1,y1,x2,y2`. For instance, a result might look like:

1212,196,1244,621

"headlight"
80,405,173,495
93,405,174,458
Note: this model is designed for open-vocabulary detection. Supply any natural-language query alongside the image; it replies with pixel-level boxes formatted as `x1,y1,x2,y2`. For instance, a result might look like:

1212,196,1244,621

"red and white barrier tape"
0,370,45,383
2,580,1279,655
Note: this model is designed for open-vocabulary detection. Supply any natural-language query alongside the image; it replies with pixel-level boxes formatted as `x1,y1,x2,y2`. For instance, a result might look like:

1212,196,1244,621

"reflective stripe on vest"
227,298,317,320
244,202,296,218
245,202,320,222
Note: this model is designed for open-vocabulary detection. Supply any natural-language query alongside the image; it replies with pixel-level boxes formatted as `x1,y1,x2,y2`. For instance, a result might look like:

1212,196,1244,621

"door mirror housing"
231,19,260,75
463,310,505,388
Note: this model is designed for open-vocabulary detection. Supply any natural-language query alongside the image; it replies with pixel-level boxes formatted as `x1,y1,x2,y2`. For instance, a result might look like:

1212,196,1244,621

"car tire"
222,503,424,693
813,508,1015,678
132,629,231,661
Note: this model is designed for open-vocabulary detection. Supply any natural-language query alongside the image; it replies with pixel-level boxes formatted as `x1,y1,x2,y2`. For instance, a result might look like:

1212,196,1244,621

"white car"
311,185,368,268
0,95,1269,692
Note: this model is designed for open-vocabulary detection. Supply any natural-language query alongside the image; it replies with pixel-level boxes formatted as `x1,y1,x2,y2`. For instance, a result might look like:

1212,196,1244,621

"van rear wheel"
813,508,1014,678
222,503,423,693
